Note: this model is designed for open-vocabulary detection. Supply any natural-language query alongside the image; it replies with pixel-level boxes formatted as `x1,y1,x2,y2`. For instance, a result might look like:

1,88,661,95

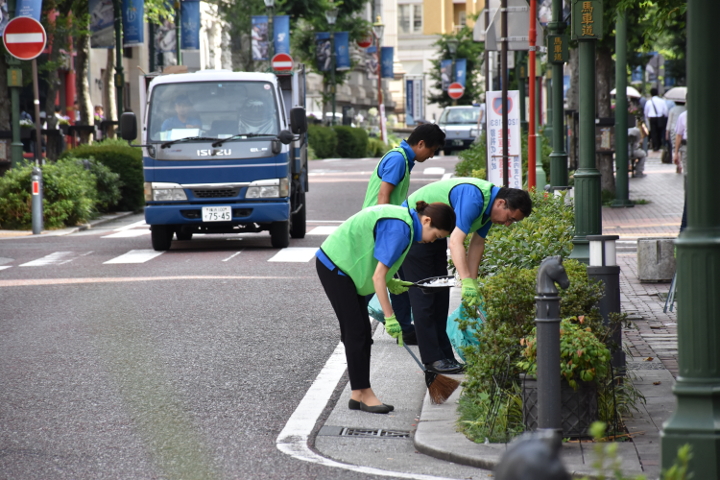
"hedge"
308,124,338,159
333,125,368,158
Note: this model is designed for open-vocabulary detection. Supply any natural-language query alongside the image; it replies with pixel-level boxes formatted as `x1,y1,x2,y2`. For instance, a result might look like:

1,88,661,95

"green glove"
387,278,414,295
384,314,404,346
461,278,480,306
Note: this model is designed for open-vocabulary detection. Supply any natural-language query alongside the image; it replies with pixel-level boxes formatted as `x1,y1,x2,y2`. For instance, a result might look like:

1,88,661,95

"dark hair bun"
415,200,428,213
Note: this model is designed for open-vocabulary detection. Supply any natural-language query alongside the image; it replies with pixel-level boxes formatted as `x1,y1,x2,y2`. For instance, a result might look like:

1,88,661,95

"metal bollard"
586,235,625,373
495,430,570,480
31,165,43,234
535,256,570,436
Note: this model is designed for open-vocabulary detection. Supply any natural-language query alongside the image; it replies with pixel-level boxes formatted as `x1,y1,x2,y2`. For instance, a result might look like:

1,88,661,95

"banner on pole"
365,45,378,80
273,15,289,54
90,0,114,48
335,31,350,70
455,58,467,87
17,0,42,21
123,0,144,47
252,15,269,61
381,46,393,78
441,59,452,91
405,76,424,126
486,90,522,188
181,0,200,50
315,32,331,71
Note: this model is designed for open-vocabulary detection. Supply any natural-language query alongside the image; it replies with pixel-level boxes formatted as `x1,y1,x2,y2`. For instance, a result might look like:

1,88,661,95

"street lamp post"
326,5,339,126
447,38,458,106
264,0,275,63
373,17,386,143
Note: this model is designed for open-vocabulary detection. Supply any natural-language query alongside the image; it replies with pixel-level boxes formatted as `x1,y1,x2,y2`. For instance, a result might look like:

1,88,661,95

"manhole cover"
318,425,411,439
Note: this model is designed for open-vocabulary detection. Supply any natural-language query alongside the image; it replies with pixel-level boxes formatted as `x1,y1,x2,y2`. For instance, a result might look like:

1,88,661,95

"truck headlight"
145,182,188,201
246,178,289,198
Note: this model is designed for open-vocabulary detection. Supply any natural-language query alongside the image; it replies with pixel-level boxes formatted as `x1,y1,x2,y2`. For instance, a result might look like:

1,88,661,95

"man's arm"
466,233,485,278
377,182,395,205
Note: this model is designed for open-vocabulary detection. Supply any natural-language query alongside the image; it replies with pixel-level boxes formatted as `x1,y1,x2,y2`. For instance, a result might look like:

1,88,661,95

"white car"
437,106,481,155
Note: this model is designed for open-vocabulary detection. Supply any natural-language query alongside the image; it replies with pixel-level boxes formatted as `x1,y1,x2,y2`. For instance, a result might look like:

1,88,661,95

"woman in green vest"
316,201,456,414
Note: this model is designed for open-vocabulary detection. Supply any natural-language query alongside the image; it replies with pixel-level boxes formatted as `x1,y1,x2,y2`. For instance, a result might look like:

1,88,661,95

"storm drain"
318,425,411,439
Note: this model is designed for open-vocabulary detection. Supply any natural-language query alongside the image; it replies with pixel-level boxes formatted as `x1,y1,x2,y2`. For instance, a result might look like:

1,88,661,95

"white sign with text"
486,90,522,189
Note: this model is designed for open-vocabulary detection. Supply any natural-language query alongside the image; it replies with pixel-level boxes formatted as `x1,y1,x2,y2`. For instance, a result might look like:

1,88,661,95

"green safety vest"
408,178,494,234
362,147,410,209
320,205,414,295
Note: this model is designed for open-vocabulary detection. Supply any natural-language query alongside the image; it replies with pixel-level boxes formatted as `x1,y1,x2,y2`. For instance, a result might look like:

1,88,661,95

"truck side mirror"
290,107,307,135
120,112,137,141
278,129,294,145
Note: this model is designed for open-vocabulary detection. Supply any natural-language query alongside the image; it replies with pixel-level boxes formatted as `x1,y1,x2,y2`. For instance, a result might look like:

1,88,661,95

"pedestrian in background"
316,202,456,414
643,87,669,151
402,178,533,374
362,123,446,346
666,98,686,163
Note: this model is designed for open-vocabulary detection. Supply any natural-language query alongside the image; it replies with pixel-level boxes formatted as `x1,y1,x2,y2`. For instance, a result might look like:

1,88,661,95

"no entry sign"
271,53,293,72
357,35,373,49
448,82,464,100
3,16,47,60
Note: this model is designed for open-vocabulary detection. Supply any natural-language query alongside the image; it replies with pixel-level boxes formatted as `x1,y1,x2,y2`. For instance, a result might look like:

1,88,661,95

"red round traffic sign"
448,82,464,100
271,53,294,72
3,16,47,60
357,35,373,49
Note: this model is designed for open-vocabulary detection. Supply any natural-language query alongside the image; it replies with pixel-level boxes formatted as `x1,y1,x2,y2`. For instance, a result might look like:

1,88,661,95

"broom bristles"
427,373,460,404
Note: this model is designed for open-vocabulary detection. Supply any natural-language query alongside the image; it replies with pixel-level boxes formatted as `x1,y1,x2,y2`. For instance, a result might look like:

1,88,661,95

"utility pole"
611,8,632,208
661,1,720,476
500,0,509,187
113,0,124,125
528,0,537,190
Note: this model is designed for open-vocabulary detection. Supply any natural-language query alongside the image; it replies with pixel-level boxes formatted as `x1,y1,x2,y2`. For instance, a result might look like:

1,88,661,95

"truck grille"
192,188,241,198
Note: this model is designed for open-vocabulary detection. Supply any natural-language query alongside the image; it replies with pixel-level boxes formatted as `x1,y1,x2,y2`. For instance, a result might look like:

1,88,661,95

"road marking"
20,251,74,267
441,173,453,180
59,251,93,264
276,341,460,480
222,251,243,262
268,247,317,263
104,249,165,264
114,220,148,232
0,275,312,288
102,230,151,238
423,167,445,175
307,226,338,236
0,266,11,271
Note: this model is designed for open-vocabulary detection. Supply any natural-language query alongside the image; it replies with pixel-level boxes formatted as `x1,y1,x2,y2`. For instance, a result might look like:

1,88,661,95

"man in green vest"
362,123,446,345
403,178,533,374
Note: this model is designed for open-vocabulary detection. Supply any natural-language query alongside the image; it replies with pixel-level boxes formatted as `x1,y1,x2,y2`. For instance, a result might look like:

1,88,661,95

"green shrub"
455,136,487,177
75,158,123,212
367,137,389,157
307,124,337,159
60,141,143,212
0,159,97,229
333,125,368,158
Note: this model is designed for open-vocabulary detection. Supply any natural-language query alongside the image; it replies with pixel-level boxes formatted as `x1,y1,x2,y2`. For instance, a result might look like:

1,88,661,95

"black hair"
650,88,659,96
415,201,456,233
407,123,446,149
495,187,533,217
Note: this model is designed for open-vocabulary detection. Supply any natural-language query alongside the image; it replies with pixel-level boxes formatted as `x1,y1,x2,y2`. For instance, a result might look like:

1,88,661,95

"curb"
0,211,138,239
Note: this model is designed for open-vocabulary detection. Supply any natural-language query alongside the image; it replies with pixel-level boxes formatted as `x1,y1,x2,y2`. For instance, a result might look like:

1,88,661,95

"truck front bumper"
145,200,290,226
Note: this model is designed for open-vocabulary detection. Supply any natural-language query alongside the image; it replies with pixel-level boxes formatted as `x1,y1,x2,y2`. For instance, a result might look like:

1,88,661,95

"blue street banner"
315,32,331,72
17,0,42,21
181,0,200,50
90,0,114,48
252,16,269,61
1,1,9,36
335,31,350,71
122,0,144,47
441,59,452,91
273,15,290,55
405,76,424,126
455,58,467,87
381,46,393,79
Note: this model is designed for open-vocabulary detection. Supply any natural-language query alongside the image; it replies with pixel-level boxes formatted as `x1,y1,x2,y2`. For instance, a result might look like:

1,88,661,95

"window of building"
399,4,423,34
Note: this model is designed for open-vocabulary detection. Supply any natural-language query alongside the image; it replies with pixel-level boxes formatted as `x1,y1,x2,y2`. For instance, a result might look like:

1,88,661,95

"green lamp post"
325,4,339,126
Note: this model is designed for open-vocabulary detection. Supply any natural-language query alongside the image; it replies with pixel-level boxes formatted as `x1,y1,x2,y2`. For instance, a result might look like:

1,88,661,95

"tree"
427,26,485,108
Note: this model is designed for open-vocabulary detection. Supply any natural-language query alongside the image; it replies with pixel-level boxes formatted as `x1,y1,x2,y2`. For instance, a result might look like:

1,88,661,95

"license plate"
202,206,232,222
453,139,464,146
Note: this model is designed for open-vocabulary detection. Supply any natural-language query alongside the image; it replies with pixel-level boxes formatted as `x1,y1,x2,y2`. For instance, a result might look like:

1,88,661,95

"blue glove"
387,278,414,295
384,314,404,346
461,278,480,306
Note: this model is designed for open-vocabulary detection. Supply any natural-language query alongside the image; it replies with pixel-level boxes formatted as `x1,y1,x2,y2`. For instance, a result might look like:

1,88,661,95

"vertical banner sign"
365,45,378,79
380,46,393,78
405,76,424,126
122,0,144,47
334,31,350,71
89,0,114,48
486,90,522,189
181,0,200,50
17,0,42,20
315,32,331,71
155,15,176,53
252,15,269,61
548,34,568,64
455,58,467,87
273,15,290,55
0,1,9,35
406,78,414,126
441,59,452,91
570,0,603,40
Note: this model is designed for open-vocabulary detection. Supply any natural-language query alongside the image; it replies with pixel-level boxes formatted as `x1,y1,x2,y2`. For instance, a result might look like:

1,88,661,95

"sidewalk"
412,151,681,479
0,211,136,239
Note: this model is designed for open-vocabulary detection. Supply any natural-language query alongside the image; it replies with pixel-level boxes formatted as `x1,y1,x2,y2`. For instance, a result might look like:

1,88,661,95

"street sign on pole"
357,35,373,49
448,82,464,100
271,53,293,72
2,16,47,60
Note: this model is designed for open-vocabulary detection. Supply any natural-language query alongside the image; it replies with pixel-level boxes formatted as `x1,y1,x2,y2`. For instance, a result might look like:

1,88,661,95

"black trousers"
316,258,373,390
401,239,456,365
649,117,665,151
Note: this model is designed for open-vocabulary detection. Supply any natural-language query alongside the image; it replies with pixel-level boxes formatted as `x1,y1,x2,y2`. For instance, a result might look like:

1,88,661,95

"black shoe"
425,359,463,374
401,329,418,345
349,399,394,411
359,402,393,414
446,359,466,372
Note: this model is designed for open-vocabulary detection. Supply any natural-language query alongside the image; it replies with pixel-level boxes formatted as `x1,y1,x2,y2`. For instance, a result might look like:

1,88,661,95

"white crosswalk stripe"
0,266,11,271
102,229,150,238
267,247,318,263
104,249,165,264
20,251,75,267
423,167,446,175
307,226,338,236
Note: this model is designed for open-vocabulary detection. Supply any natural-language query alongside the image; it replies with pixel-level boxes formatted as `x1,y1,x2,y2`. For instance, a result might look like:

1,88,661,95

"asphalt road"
0,153,461,479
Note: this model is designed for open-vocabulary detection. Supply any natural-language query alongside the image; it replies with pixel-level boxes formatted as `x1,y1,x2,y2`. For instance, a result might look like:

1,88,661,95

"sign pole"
31,58,44,234
528,0,537,190
501,0,509,187
31,58,42,165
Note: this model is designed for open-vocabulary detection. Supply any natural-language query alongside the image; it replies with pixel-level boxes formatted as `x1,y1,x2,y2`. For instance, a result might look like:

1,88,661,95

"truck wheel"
290,192,306,239
175,228,193,241
151,225,174,251
270,221,290,248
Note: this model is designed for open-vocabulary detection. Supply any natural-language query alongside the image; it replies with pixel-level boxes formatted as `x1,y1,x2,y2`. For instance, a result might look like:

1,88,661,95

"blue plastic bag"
446,303,485,362
367,293,385,323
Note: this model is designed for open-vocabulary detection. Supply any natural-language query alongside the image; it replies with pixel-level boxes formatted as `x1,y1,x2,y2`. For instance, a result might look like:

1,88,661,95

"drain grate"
318,425,411,439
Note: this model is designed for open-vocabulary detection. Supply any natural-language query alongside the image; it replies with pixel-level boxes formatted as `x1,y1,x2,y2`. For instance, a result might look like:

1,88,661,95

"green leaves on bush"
367,137,389,157
333,125,368,158
308,124,338,159
59,140,143,212
0,159,102,229
308,124,375,159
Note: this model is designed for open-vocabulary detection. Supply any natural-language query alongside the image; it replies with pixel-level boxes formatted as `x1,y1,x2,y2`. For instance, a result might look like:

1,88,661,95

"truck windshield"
148,81,280,142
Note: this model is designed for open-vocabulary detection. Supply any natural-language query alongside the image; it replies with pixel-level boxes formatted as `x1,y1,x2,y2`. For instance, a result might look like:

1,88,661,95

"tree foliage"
427,25,485,107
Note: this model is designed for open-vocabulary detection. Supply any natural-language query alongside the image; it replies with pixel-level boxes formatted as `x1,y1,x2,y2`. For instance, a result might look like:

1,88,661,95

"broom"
402,344,460,404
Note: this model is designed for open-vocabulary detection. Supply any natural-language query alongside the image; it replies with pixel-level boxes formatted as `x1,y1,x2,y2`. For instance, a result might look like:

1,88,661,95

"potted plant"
517,316,611,438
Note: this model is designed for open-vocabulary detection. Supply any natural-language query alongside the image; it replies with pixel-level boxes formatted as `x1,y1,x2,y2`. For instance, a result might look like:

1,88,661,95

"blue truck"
121,67,308,251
